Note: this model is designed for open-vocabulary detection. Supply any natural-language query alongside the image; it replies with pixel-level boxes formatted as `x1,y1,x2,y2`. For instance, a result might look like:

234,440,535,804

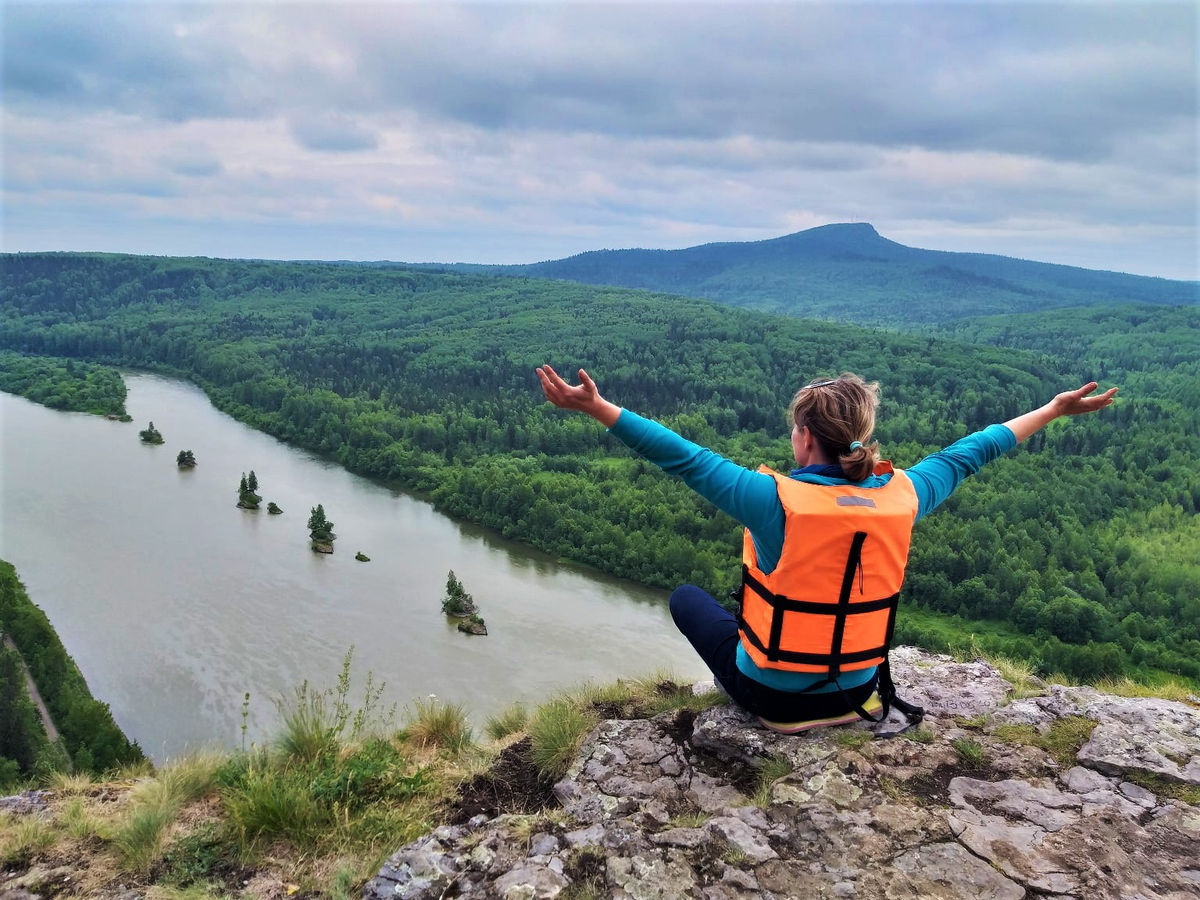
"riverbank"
0,561,143,788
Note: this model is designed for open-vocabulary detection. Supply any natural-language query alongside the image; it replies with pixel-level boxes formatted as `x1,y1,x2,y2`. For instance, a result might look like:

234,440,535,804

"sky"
3,1,1197,280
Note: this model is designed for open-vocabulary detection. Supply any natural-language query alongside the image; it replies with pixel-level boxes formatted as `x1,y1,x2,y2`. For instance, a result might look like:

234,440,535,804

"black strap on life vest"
737,532,895,671
737,531,924,734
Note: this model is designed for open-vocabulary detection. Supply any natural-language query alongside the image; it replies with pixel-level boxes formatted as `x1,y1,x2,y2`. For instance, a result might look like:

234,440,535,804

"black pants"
669,584,876,721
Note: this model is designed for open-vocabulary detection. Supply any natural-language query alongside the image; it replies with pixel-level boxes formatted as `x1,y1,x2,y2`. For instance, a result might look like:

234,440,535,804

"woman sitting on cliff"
536,365,1117,733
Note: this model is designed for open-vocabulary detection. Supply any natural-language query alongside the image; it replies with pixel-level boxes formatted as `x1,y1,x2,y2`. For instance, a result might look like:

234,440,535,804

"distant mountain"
447,223,1196,327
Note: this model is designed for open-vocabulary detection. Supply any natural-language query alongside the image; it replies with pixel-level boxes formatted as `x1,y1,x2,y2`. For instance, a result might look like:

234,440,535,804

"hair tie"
848,441,863,451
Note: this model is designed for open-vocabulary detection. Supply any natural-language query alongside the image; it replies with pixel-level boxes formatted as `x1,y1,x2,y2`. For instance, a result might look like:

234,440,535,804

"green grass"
113,754,221,871
751,755,795,807
833,729,873,750
1121,771,1200,806
485,702,529,740
1091,677,1197,703
991,716,1099,767
0,813,55,867
223,766,323,845
59,796,101,841
523,670,723,781
404,698,473,753
528,697,597,780
951,737,987,767
907,726,936,744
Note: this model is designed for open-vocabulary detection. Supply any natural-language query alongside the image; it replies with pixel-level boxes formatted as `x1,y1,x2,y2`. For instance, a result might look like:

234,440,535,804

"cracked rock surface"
364,649,1200,900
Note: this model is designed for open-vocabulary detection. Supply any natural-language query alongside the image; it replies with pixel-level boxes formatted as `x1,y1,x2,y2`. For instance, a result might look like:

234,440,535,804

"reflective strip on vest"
738,463,918,675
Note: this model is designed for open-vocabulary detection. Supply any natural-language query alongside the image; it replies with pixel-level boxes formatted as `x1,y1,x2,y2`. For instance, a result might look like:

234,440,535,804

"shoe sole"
758,695,884,735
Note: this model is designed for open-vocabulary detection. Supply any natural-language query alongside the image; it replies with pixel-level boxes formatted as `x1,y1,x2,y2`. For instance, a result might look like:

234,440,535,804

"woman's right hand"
536,365,622,427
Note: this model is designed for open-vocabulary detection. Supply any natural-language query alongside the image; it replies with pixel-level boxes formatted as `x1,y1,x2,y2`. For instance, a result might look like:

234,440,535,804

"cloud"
288,114,380,152
1,2,1195,279
161,146,224,178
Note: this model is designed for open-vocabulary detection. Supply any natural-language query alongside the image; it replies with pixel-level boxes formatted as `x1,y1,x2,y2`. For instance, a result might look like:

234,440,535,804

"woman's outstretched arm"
536,365,622,427
1002,382,1119,443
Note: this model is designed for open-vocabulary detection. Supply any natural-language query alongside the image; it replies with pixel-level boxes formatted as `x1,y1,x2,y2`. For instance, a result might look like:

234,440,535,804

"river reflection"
0,374,707,759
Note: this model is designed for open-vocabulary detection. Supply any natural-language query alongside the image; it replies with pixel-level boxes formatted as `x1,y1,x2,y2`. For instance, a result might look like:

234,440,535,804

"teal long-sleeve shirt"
609,410,1017,692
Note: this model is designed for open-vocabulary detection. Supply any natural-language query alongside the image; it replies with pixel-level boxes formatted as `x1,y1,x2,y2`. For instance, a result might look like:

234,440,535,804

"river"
0,374,707,760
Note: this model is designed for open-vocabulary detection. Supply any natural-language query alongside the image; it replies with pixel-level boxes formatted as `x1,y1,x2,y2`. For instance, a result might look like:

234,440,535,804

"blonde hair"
788,373,881,482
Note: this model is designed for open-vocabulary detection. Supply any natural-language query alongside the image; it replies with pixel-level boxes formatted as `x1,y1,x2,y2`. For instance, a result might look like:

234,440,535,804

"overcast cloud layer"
3,1,1196,279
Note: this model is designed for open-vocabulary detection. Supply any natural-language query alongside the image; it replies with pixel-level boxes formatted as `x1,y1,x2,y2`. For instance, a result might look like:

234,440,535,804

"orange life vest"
738,462,919,678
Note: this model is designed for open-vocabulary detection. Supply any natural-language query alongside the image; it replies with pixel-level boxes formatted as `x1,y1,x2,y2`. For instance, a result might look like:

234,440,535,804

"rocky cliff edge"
365,648,1200,900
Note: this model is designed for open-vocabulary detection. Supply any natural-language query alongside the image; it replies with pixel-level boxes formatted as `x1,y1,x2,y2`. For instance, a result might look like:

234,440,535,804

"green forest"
0,351,129,418
0,561,144,787
1,252,1197,689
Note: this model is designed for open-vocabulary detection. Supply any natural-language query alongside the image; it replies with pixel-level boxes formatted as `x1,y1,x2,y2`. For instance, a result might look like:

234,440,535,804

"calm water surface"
0,374,706,759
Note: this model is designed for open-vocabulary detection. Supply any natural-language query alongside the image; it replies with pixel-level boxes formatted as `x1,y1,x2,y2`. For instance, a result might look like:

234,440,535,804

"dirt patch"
559,854,604,897
448,737,558,825
899,763,992,806
663,708,697,746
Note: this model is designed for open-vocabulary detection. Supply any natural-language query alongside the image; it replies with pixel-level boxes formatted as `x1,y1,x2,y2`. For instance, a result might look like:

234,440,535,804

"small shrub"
309,738,431,810
276,648,394,762
486,703,529,741
59,796,100,840
160,822,238,887
114,803,175,872
951,737,986,767
528,698,596,780
405,698,473,753
45,770,96,794
0,813,54,868
114,754,220,872
223,768,322,845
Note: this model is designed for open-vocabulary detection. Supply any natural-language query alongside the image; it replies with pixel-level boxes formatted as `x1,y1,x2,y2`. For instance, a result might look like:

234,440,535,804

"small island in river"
441,570,486,634
236,470,262,509
139,421,164,444
308,503,336,553
176,449,196,468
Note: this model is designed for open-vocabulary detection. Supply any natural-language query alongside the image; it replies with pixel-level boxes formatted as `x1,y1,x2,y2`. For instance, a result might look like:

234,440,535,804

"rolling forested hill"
2,252,1197,687
446,223,1196,326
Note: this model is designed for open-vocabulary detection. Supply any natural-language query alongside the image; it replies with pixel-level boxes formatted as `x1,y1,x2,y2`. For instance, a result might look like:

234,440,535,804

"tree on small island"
267,502,283,515
236,470,262,509
138,421,163,444
441,570,478,617
355,551,370,562
176,450,196,468
308,503,336,552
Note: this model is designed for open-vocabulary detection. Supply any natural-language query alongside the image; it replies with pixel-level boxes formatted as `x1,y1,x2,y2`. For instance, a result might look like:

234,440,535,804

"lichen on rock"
364,648,1200,900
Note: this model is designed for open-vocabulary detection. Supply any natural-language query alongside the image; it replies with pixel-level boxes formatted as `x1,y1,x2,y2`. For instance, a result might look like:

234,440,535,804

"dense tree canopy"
0,351,128,418
1,253,1196,687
